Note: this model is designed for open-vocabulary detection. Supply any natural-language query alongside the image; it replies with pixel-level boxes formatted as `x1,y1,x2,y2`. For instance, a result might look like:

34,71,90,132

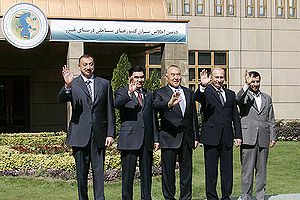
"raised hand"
244,70,253,85
128,76,137,95
168,91,181,107
62,65,74,89
200,69,211,86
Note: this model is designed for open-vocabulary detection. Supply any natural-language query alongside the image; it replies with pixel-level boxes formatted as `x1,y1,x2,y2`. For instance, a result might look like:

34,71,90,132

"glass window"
196,0,205,15
246,0,255,17
276,0,285,18
214,53,227,65
227,0,235,16
183,0,192,15
166,0,172,14
258,0,266,17
215,0,224,16
288,0,297,18
198,52,211,65
149,52,161,65
189,68,196,81
189,51,196,65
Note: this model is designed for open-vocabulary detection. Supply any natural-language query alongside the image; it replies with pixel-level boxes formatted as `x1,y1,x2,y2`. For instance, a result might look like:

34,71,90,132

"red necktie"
137,90,143,106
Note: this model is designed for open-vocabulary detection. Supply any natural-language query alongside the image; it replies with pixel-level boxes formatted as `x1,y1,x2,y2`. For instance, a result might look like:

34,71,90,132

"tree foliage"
143,69,162,92
111,53,131,94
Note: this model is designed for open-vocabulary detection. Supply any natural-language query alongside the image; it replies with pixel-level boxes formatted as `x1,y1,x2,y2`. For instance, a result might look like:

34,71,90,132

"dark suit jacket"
236,87,276,147
114,86,158,151
58,76,116,148
194,85,242,147
153,85,200,149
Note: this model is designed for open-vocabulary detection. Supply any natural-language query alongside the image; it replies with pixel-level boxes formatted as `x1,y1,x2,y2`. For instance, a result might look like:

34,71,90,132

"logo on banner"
1,3,48,49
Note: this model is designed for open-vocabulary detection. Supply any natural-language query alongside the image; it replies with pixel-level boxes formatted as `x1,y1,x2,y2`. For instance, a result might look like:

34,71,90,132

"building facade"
146,0,300,120
0,0,299,133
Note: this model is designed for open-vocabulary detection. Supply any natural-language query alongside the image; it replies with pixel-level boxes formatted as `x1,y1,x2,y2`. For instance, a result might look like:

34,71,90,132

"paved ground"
193,193,300,200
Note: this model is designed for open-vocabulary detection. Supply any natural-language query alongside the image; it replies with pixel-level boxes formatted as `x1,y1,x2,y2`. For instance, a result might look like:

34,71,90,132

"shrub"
0,132,162,182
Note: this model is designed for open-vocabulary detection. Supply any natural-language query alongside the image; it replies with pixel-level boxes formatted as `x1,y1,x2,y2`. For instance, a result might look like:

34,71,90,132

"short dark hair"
248,71,261,80
129,65,146,77
79,54,94,63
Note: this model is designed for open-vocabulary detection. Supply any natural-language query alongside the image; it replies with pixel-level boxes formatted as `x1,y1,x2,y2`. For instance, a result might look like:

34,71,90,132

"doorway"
0,76,30,133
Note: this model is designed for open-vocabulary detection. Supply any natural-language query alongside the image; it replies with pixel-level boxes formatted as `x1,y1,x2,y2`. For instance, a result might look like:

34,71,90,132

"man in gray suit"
58,54,115,200
114,65,158,200
236,70,276,200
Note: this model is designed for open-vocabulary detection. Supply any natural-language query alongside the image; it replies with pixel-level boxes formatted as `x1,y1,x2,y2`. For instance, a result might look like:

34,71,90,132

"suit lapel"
141,88,148,110
208,85,224,107
258,93,267,114
93,77,102,102
247,91,259,112
76,76,92,101
182,87,189,117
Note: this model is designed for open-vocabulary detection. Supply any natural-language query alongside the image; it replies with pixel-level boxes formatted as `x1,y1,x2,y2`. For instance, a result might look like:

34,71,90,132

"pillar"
161,43,189,87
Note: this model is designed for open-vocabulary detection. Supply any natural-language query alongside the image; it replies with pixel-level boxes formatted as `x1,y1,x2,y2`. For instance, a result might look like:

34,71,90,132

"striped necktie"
86,80,93,100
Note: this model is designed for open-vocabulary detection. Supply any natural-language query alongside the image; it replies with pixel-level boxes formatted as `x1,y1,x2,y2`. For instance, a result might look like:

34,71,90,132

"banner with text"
50,19,187,43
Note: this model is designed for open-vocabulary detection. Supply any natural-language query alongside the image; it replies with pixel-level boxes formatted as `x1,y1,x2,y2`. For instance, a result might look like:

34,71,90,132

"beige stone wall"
169,0,300,120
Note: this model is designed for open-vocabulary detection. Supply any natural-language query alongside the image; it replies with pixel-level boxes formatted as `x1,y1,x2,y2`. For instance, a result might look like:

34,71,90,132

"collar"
81,74,94,83
211,84,224,93
250,90,261,97
168,84,183,92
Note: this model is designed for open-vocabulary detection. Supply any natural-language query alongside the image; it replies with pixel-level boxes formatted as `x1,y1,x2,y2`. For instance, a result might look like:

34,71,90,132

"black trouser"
73,139,105,200
204,132,233,200
121,146,153,200
161,137,193,200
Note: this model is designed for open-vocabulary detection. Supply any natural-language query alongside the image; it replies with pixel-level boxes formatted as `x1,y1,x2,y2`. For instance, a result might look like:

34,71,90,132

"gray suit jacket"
58,76,116,148
236,87,276,148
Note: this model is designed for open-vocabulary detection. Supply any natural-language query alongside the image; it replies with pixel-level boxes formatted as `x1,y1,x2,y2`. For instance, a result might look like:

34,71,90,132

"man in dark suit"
58,54,115,200
153,64,200,200
236,70,276,200
194,67,242,200
114,65,158,200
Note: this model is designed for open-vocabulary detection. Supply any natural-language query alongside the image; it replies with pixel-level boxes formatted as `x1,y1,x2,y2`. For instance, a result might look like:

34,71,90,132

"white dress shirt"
243,84,262,111
168,85,186,116
81,75,95,101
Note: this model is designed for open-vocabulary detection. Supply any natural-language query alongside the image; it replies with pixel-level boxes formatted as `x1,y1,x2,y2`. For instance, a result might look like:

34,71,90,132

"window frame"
258,0,267,18
188,51,229,91
227,0,236,17
246,0,255,18
195,0,205,16
215,0,224,16
182,0,192,16
288,0,297,18
276,0,285,18
166,0,173,15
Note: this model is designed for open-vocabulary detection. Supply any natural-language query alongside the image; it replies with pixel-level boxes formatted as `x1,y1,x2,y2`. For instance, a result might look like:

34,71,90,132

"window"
246,0,255,17
227,0,235,16
183,0,192,15
288,0,297,18
276,0,285,18
196,0,205,15
145,50,229,91
166,0,172,14
215,0,224,16
145,51,162,79
188,51,229,91
258,0,267,17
